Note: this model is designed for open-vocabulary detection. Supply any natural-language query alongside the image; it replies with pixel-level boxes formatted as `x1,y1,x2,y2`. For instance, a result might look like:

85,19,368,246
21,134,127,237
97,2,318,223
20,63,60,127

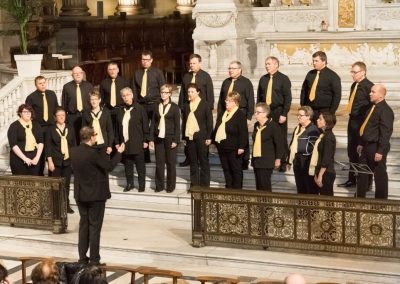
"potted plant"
0,0,43,77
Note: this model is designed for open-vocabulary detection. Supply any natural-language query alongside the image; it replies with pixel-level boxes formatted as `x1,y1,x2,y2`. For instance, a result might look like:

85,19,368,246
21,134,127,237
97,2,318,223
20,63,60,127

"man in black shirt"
132,50,165,163
300,51,341,122
26,75,59,175
218,60,254,170
338,61,373,188
62,66,93,144
178,54,214,166
257,56,292,171
100,62,130,129
356,84,394,199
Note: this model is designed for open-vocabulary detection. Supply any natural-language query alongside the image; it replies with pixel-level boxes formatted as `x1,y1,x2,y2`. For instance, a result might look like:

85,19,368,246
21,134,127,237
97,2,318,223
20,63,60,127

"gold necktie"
56,128,69,160
346,83,358,114
309,71,320,102
158,103,171,139
266,75,273,105
253,125,266,158
141,69,148,97
91,111,104,145
215,106,239,143
76,83,83,112
227,79,235,95
359,105,375,136
21,121,37,151
42,92,48,122
191,72,196,83
110,78,116,107
309,133,324,176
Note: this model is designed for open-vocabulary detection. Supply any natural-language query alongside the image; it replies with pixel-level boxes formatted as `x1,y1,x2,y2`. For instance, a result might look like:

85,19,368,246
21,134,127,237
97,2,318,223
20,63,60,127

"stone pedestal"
59,0,91,17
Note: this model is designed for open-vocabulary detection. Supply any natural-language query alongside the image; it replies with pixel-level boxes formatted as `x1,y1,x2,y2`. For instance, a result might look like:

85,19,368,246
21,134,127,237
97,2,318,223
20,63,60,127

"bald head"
370,83,387,104
285,273,307,284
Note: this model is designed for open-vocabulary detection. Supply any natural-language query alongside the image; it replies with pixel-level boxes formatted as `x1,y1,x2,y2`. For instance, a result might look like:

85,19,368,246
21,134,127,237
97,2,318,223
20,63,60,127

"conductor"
70,126,125,265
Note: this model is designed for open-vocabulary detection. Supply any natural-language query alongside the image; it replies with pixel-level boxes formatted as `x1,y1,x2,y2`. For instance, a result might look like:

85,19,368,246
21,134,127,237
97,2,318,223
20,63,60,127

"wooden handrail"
196,275,240,284
138,267,183,284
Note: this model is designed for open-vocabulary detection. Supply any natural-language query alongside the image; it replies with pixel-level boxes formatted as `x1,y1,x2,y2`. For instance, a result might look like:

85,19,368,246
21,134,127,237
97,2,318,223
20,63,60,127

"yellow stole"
91,110,105,145
309,133,324,175
252,123,266,158
56,127,69,160
20,120,37,151
288,125,306,164
158,103,171,138
185,97,201,140
214,106,238,143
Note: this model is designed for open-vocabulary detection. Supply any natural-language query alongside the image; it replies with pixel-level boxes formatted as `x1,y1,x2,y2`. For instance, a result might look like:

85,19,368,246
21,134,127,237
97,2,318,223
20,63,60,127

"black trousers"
318,171,336,196
154,137,177,191
76,200,105,263
270,107,289,166
187,139,210,187
218,149,243,189
356,143,388,199
254,168,273,191
49,164,72,206
293,154,315,194
347,116,364,183
67,112,83,145
123,153,146,190
140,103,156,162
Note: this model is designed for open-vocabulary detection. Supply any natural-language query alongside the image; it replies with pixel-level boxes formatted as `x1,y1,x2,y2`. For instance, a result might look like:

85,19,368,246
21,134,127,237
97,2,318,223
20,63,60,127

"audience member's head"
0,263,10,284
284,273,307,284
31,259,60,284
72,265,108,284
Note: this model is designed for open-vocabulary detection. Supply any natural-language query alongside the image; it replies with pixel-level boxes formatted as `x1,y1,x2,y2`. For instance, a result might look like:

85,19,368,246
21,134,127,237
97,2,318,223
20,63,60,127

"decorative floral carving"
196,12,236,28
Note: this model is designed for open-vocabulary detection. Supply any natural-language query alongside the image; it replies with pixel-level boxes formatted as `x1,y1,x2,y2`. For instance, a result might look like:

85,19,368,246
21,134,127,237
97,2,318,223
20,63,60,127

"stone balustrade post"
177,0,197,14
59,0,91,17
115,0,144,15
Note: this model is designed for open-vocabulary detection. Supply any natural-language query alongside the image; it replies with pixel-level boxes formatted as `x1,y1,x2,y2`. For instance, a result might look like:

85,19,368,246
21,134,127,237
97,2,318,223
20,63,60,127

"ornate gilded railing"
190,187,400,259
0,175,67,233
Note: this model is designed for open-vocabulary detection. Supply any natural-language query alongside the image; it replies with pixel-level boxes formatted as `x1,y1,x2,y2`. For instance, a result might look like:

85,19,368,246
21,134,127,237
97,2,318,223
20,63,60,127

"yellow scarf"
91,111,105,145
309,133,324,175
122,106,133,142
288,125,306,164
252,124,266,158
56,127,69,160
185,97,201,140
20,120,37,151
215,106,238,143
158,103,171,138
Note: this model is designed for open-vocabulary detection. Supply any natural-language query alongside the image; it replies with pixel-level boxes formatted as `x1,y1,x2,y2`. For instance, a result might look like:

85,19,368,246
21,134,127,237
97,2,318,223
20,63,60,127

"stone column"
116,0,144,15
59,0,91,17
176,0,196,14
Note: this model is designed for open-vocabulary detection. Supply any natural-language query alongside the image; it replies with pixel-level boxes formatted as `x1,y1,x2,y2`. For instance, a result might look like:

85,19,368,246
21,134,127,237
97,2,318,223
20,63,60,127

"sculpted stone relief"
195,12,236,28
268,42,400,67
338,0,355,28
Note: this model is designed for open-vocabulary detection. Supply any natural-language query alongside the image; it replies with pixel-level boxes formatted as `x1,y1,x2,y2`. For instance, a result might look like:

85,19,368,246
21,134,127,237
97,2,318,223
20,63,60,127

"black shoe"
179,160,190,167
166,188,175,193
78,258,89,265
337,180,356,188
123,183,134,192
67,206,74,214
138,188,145,192
154,188,164,192
278,165,287,172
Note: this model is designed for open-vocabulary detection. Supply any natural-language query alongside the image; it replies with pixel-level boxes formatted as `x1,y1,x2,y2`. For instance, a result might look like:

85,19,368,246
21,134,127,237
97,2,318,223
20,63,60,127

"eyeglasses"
141,58,152,61
350,70,362,74
21,110,31,114
161,92,171,94
228,67,239,70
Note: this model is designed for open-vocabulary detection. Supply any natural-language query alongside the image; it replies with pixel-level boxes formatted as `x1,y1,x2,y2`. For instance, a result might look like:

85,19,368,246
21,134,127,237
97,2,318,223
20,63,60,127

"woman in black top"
182,83,213,188
214,91,248,189
251,103,283,191
149,84,180,193
7,104,44,175
287,106,319,194
82,89,114,154
46,107,76,213
310,112,336,196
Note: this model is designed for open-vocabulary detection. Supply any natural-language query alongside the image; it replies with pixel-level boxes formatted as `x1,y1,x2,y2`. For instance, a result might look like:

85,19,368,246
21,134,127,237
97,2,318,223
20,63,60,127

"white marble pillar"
176,0,196,14
328,0,335,31
59,0,90,17
256,39,266,73
116,0,143,15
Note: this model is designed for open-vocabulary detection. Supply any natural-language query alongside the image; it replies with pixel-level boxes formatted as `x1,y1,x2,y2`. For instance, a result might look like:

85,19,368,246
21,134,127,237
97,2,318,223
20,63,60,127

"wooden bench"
196,275,240,284
138,267,183,284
